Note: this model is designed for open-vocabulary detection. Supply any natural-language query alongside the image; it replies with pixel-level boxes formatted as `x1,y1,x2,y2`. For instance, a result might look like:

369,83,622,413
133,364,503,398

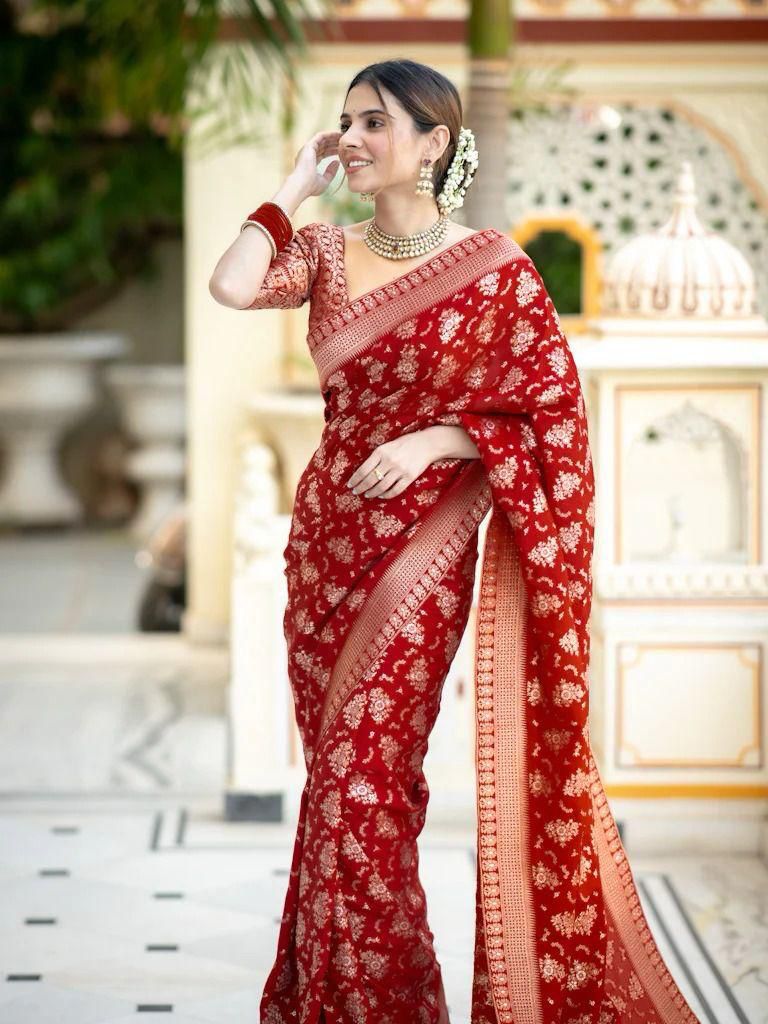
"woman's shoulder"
292,220,339,244
287,222,347,319
293,221,345,270
486,229,531,266
289,221,344,269
455,224,485,241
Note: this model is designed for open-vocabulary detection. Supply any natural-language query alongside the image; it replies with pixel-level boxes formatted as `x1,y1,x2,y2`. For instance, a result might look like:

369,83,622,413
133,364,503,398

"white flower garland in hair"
436,126,479,214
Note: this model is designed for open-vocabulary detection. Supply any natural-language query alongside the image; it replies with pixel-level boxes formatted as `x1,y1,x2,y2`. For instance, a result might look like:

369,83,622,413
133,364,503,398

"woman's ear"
430,124,452,163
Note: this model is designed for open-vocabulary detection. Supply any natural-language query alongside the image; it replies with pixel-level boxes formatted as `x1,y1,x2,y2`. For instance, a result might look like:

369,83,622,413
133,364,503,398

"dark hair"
338,58,466,204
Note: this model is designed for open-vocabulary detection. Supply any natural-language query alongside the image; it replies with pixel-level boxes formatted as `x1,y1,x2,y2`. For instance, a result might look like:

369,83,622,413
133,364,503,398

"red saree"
248,223,702,1024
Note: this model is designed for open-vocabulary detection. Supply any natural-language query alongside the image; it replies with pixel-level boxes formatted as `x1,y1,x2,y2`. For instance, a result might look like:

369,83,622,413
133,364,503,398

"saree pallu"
260,228,702,1024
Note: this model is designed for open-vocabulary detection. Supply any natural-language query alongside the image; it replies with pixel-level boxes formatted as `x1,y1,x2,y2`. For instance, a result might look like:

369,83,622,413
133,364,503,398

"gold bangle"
240,219,277,260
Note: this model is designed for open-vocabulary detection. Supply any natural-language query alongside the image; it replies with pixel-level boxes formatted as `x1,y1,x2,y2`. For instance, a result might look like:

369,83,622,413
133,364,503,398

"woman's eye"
338,120,382,133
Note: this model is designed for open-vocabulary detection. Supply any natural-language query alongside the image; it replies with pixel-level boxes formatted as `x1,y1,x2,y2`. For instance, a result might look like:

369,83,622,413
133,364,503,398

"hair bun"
437,125,479,213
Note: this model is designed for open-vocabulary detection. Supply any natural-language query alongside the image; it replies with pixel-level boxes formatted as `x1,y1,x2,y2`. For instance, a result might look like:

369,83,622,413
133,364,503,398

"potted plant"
0,0,327,523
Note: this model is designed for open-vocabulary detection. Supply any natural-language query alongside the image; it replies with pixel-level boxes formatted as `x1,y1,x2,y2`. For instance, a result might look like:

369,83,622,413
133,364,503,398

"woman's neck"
368,195,444,237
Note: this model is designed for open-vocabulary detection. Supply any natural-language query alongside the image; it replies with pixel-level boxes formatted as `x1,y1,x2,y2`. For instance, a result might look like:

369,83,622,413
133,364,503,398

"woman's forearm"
421,424,480,460
208,173,310,309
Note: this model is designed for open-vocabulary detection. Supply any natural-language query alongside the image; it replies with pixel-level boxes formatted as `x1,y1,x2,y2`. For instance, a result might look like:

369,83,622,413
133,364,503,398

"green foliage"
0,0,328,331
524,230,582,315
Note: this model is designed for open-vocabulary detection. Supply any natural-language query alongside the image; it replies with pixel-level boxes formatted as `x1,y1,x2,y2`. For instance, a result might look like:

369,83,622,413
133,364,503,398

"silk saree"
246,222,701,1024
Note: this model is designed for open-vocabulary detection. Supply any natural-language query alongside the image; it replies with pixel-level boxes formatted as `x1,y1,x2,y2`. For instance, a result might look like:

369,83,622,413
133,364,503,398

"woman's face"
338,81,439,196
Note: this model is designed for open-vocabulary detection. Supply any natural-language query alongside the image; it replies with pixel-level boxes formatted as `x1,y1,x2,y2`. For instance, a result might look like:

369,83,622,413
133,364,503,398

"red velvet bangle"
244,203,292,248
243,202,293,252
261,202,293,248
242,208,288,252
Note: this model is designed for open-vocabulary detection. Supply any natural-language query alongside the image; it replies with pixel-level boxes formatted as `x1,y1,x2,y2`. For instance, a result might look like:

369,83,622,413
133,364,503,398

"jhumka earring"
415,158,434,197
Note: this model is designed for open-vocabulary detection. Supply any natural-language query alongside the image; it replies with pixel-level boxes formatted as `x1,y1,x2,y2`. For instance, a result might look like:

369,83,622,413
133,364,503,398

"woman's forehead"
342,82,399,118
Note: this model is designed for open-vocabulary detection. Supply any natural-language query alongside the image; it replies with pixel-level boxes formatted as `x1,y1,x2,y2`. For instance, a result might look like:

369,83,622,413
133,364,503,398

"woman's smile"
346,160,373,175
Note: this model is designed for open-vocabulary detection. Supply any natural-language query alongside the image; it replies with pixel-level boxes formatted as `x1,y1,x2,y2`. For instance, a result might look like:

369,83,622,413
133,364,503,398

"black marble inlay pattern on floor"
150,810,164,850
639,875,720,1024
660,875,752,1024
638,872,755,1024
0,803,765,1024
176,806,188,845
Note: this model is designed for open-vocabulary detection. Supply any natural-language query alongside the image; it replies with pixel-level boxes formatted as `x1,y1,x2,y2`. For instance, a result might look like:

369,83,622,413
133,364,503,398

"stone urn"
0,331,127,525
105,364,186,540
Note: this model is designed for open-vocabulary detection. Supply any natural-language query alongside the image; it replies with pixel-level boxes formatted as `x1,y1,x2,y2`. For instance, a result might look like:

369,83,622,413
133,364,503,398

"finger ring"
374,467,384,481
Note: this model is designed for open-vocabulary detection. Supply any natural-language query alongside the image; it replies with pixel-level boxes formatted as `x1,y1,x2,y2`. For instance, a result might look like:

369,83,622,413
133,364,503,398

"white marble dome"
602,161,757,319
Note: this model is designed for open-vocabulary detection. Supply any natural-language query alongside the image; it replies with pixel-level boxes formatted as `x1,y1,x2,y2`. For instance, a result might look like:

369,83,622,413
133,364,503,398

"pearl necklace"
363,214,451,260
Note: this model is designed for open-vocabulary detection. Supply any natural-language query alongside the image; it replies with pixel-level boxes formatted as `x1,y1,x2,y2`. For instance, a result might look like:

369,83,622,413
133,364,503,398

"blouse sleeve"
244,222,320,310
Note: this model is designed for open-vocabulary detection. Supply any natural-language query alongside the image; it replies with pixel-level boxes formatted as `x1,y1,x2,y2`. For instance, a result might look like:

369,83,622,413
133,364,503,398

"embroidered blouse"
246,221,350,335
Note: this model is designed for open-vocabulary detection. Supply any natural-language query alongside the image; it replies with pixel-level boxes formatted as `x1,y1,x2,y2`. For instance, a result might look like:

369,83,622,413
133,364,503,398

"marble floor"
0,527,147,633
0,799,766,1024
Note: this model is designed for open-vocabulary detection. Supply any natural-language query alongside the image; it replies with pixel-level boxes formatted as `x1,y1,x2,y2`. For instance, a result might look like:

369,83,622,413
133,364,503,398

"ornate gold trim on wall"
615,640,763,768
605,782,768,798
512,214,603,334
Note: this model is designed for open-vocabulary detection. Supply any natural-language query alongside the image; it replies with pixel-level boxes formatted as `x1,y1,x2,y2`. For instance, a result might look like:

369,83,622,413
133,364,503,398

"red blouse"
246,221,350,334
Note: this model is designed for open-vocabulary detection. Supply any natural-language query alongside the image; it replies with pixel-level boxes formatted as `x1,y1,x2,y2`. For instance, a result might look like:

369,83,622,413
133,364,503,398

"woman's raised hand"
292,130,343,198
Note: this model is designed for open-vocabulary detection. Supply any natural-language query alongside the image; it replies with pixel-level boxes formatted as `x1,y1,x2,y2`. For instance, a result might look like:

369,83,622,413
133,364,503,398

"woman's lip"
346,161,372,174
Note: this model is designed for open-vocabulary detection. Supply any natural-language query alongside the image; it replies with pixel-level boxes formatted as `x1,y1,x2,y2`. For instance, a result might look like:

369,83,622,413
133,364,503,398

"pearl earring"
415,158,434,197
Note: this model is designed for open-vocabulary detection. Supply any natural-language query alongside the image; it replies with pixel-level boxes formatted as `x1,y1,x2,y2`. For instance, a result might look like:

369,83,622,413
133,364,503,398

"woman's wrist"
269,174,312,218
422,424,480,460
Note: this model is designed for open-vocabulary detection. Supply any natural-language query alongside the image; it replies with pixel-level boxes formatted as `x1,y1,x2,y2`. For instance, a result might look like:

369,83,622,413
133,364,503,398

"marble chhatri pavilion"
577,162,768,854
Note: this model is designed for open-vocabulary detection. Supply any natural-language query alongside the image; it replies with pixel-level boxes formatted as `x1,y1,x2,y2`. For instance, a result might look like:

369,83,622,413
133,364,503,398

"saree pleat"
259,227,702,1024
262,481,485,1023
318,459,491,745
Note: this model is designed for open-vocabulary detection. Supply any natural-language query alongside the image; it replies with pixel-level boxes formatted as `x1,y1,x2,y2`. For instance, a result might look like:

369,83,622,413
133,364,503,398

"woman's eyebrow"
339,109,391,120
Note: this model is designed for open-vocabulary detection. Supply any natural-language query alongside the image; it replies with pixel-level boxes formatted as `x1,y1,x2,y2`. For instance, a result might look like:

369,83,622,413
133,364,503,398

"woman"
210,59,701,1024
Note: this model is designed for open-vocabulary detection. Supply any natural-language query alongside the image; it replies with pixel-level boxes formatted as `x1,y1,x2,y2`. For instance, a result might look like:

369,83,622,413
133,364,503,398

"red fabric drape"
260,229,702,1024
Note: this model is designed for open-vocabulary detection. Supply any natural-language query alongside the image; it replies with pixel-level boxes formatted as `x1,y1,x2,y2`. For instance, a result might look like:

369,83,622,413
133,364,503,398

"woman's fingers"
349,457,391,490
347,458,381,490
375,477,407,499
300,131,340,167
357,468,405,499
323,160,340,181
350,466,387,494
313,130,341,156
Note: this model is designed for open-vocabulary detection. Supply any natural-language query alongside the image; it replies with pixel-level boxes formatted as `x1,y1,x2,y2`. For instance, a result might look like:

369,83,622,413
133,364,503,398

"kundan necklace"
363,214,451,259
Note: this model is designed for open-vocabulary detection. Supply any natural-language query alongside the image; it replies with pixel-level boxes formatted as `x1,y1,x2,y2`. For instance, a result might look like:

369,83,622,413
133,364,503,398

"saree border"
589,762,700,1022
310,230,526,389
316,460,492,746
474,510,543,1024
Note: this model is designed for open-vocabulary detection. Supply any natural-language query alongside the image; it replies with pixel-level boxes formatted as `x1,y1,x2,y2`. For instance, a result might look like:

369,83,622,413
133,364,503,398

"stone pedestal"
0,333,127,525
106,364,186,541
